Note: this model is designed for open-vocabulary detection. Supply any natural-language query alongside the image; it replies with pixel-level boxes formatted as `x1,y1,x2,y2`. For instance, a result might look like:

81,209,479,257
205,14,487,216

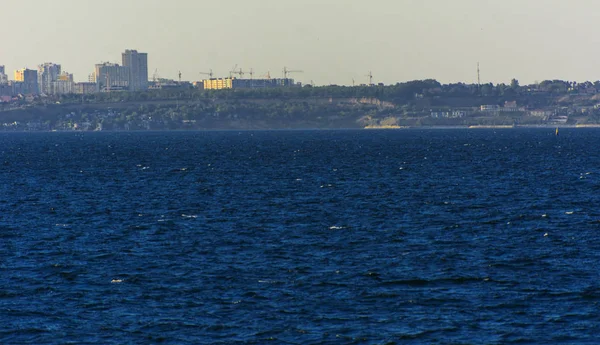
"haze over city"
2,0,598,86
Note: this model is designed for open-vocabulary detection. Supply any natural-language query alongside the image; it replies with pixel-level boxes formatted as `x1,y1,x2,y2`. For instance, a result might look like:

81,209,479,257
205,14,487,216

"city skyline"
2,1,599,86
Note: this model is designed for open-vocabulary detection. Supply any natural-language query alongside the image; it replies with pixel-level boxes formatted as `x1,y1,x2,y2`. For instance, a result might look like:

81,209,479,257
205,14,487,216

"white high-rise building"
94,62,130,91
122,49,148,91
38,63,62,94
53,72,74,94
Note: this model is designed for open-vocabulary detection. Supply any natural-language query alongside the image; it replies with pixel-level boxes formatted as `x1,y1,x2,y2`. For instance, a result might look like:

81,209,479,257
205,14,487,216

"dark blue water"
2,129,600,344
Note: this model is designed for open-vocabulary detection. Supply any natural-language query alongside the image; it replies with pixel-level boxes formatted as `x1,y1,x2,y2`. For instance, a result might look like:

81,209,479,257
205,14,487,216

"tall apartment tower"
15,68,38,94
0,65,7,84
94,62,130,91
122,49,148,91
38,63,62,94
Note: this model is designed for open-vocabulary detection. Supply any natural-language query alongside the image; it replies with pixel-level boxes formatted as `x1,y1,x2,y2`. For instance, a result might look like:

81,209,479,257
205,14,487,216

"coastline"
362,124,600,130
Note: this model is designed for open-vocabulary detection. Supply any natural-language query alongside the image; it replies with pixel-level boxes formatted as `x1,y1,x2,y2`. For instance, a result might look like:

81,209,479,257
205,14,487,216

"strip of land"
1,80,598,131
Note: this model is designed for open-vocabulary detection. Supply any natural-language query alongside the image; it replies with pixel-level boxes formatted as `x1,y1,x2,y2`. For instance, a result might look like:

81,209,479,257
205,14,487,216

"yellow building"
203,78,234,90
58,72,73,82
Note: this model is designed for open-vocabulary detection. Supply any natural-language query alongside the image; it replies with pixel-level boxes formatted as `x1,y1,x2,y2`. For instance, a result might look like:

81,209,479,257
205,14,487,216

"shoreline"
363,124,600,130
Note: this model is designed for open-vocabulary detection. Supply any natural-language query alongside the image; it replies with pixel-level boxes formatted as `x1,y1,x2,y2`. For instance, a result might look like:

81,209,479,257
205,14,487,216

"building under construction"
200,77,299,90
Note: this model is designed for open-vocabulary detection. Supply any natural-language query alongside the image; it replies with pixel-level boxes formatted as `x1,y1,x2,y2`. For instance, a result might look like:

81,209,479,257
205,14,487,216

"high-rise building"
15,68,38,94
74,82,96,95
0,65,7,84
0,83,11,96
52,72,74,94
38,63,62,94
94,62,130,91
122,49,148,91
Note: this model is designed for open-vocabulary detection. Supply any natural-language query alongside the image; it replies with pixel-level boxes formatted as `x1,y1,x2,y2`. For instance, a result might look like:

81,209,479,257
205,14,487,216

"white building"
122,49,148,91
51,72,74,94
480,105,500,112
94,62,130,91
38,63,62,95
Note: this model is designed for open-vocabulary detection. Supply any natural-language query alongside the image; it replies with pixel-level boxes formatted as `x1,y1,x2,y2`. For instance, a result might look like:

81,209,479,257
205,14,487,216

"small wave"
381,277,485,287
181,214,198,218
257,279,284,284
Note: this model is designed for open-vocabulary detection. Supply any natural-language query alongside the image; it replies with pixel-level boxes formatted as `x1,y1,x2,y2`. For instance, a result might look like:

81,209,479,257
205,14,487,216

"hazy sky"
2,0,598,85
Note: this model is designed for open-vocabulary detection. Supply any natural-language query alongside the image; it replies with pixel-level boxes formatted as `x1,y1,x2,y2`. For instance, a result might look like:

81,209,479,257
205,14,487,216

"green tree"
510,78,520,89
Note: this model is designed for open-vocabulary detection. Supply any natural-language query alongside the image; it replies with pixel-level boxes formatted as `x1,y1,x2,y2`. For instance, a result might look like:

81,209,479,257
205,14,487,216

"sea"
2,128,600,344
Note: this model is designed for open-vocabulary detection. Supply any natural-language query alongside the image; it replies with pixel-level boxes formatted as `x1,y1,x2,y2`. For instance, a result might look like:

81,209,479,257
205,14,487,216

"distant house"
430,110,467,118
480,105,500,112
549,116,568,124
501,101,519,112
529,110,554,117
431,111,450,118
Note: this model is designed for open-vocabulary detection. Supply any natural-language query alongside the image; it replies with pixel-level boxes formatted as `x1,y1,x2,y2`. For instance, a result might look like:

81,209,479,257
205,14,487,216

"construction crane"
248,68,254,80
366,71,373,86
229,64,239,78
283,66,302,79
152,69,161,88
231,67,244,78
199,69,214,79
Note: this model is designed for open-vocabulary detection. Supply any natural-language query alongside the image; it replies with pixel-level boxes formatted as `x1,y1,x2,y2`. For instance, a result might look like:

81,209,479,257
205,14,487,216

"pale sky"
2,0,598,85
